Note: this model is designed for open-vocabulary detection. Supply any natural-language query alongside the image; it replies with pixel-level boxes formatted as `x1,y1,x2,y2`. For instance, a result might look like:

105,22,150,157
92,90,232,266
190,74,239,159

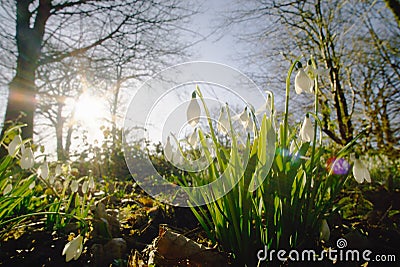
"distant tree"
0,0,195,157
350,3,400,157
225,0,399,150
35,58,91,160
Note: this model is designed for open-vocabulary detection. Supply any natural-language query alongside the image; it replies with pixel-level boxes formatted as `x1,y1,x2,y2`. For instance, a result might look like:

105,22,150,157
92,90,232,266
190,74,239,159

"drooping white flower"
304,64,315,78
38,161,49,179
352,158,371,183
29,180,35,190
88,176,95,189
55,164,62,176
62,234,83,262
188,128,198,148
186,91,201,127
63,179,70,190
20,147,34,169
248,115,255,132
49,175,55,184
234,107,252,129
295,69,314,94
8,135,22,157
239,108,249,127
300,115,314,142
255,96,272,116
82,180,89,194
217,107,230,134
172,149,183,165
320,219,330,242
66,164,72,174
164,136,173,161
70,180,79,193
3,183,12,195
205,136,217,159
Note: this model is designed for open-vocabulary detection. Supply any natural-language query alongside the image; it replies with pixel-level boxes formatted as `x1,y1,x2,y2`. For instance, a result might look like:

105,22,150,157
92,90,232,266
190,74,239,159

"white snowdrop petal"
70,180,79,193
295,69,313,94
8,135,22,156
20,147,35,169
300,116,314,142
55,164,62,176
187,98,201,127
164,137,173,161
3,183,12,195
82,180,89,194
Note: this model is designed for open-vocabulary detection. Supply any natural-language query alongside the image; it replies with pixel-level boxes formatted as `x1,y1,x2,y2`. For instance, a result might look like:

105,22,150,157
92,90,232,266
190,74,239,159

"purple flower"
327,157,350,175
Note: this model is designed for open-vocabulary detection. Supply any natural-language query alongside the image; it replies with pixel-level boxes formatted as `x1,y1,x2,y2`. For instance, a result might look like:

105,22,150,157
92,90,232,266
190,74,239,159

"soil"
0,186,399,267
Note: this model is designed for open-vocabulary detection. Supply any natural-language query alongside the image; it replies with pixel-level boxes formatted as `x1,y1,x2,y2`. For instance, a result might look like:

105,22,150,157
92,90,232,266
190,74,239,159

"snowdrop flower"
38,161,49,179
352,158,371,183
88,176,95,189
248,116,255,132
62,234,83,262
70,180,79,193
82,180,89,194
63,179,70,190
186,91,201,127
300,115,314,142
235,107,252,129
3,183,12,195
255,96,271,116
66,164,72,174
188,128,198,148
239,107,249,127
164,136,173,161
320,219,330,242
29,180,35,190
217,107,230,134
49,175,55,184
20,146,34,169
295,63,314,94
8,135,22,156
304,63,315,78
172,149,183,165
205,136,217,158
55,164,62,176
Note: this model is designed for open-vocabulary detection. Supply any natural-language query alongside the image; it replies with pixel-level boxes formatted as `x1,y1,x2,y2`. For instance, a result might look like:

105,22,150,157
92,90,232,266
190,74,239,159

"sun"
74,93,106,123
72,92,108,141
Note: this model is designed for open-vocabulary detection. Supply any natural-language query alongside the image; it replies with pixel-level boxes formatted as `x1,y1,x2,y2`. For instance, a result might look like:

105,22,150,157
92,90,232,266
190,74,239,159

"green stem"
310,57,319,171
283,57,301,149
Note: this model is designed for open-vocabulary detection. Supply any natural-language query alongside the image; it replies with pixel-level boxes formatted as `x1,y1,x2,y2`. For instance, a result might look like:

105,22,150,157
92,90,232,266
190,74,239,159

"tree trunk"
2,71,36,138
0,0,51,157
111,66,123,146
64,110,75,159
56,101,66,161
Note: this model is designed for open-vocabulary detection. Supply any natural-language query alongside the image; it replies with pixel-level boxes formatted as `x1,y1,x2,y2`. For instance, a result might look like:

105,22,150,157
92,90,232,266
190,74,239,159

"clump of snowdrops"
166,57,370,266
0,124,96,262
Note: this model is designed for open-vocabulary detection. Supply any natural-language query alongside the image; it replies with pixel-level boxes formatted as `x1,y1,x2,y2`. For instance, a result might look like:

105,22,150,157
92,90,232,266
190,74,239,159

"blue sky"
186,0,243,68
